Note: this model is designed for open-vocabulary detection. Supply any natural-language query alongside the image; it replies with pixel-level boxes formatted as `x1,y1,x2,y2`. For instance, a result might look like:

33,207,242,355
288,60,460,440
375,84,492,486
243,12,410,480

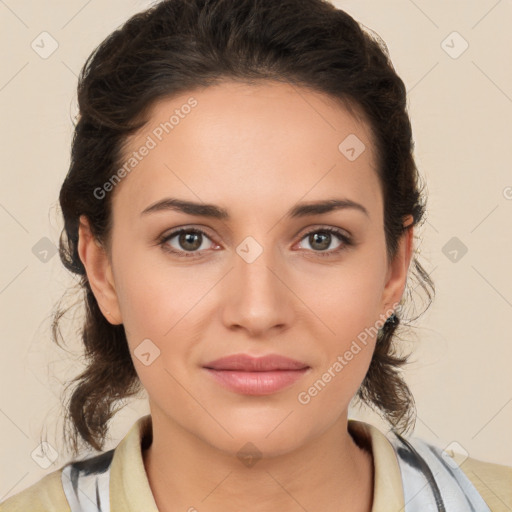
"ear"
77,215,123,325
380,214,415,317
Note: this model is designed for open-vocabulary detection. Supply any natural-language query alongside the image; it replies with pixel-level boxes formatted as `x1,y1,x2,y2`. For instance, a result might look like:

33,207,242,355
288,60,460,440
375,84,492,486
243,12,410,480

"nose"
220,241,294,338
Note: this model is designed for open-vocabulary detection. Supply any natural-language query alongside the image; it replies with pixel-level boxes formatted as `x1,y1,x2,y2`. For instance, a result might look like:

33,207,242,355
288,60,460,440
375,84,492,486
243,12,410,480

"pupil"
177,231,332,252
311,232,330,251
180,232,201,251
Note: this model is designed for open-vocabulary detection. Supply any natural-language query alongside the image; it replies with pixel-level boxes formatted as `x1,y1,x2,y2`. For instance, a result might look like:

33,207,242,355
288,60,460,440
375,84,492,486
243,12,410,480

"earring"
386,312,398,325
377,311,398,341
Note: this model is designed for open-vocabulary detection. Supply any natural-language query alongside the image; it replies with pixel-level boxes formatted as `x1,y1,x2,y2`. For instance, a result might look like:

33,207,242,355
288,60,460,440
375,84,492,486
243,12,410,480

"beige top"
1,414,511,511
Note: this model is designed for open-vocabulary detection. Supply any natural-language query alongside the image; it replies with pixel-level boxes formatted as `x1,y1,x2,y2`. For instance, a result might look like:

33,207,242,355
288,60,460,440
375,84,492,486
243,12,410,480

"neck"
142,408,374,512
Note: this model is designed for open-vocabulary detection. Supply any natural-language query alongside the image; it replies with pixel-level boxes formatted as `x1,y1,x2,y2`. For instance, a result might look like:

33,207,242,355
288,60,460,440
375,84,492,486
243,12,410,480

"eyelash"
158,226,353,259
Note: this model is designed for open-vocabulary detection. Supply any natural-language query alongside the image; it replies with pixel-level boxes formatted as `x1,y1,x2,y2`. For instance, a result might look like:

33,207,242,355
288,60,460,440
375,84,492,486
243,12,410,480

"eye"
158,226,353,259
159,228,217,257
296,227,352,257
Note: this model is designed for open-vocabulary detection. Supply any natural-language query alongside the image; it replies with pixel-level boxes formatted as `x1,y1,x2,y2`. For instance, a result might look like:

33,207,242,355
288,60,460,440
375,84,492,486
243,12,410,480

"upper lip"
203,354,309,371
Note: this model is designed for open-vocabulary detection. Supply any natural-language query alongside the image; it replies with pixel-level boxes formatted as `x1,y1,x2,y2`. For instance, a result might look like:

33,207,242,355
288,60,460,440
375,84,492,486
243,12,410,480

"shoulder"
390,432,512,511
0,448,115,512
0,468,70,512
459,455,512,511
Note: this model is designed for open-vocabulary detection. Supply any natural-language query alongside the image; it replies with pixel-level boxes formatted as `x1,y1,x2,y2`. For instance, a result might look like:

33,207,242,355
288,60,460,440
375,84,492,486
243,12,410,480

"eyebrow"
140,197,369,219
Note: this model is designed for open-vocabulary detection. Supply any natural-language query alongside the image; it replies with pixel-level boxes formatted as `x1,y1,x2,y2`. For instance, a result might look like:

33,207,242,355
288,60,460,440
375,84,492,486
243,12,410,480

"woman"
1,0,510,511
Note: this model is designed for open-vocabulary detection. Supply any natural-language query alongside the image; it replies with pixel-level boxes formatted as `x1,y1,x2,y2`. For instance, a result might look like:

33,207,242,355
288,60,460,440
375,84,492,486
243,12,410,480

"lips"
203,353,309,371
202,354,310,395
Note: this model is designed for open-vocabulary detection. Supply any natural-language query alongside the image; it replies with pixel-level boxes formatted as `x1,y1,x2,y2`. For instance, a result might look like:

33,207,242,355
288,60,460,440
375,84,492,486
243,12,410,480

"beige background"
1,0,511,500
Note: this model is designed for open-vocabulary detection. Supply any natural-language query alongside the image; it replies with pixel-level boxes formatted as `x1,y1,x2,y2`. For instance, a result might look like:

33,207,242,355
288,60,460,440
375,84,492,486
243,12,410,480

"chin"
196,408,313,460
210,430,307,462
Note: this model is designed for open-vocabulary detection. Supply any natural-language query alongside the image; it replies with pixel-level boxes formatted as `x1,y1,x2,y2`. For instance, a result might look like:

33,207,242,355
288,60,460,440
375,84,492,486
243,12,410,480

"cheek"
293,255,383,394
297,323,377,422
113,244,202,336
291,326,377,446
112,254,216,385
297,257,386,341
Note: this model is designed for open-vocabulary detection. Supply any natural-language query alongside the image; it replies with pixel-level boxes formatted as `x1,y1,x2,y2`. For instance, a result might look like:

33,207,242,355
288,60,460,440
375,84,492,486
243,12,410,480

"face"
80,80,412,456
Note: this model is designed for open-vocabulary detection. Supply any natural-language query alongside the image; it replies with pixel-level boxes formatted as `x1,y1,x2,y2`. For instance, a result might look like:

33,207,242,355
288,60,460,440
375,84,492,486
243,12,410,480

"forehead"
111,80,382,224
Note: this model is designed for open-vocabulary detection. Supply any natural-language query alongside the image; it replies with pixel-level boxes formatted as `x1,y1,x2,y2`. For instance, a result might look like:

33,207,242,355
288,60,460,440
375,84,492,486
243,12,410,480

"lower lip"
203,368,309,395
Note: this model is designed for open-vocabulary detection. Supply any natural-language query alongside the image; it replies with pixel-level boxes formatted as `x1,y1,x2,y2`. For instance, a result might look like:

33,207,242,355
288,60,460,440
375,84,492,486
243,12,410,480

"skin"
78,80,414,512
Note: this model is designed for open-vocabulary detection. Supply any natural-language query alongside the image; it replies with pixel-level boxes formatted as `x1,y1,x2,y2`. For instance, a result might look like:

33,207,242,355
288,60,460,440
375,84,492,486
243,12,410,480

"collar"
107,414,404,512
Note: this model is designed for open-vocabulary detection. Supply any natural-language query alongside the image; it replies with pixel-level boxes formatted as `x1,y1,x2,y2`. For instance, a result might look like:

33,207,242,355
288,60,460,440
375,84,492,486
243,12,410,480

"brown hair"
53,0,434,456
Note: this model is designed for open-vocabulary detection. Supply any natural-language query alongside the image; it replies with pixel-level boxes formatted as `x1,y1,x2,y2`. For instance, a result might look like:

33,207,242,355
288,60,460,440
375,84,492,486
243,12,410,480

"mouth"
202,353,310,395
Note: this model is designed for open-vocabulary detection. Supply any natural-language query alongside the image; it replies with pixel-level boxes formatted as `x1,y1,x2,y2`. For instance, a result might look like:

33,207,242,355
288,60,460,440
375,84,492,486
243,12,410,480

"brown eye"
178,231,203,251
160,228,215,256
308,231,332,251
297,227,352,257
